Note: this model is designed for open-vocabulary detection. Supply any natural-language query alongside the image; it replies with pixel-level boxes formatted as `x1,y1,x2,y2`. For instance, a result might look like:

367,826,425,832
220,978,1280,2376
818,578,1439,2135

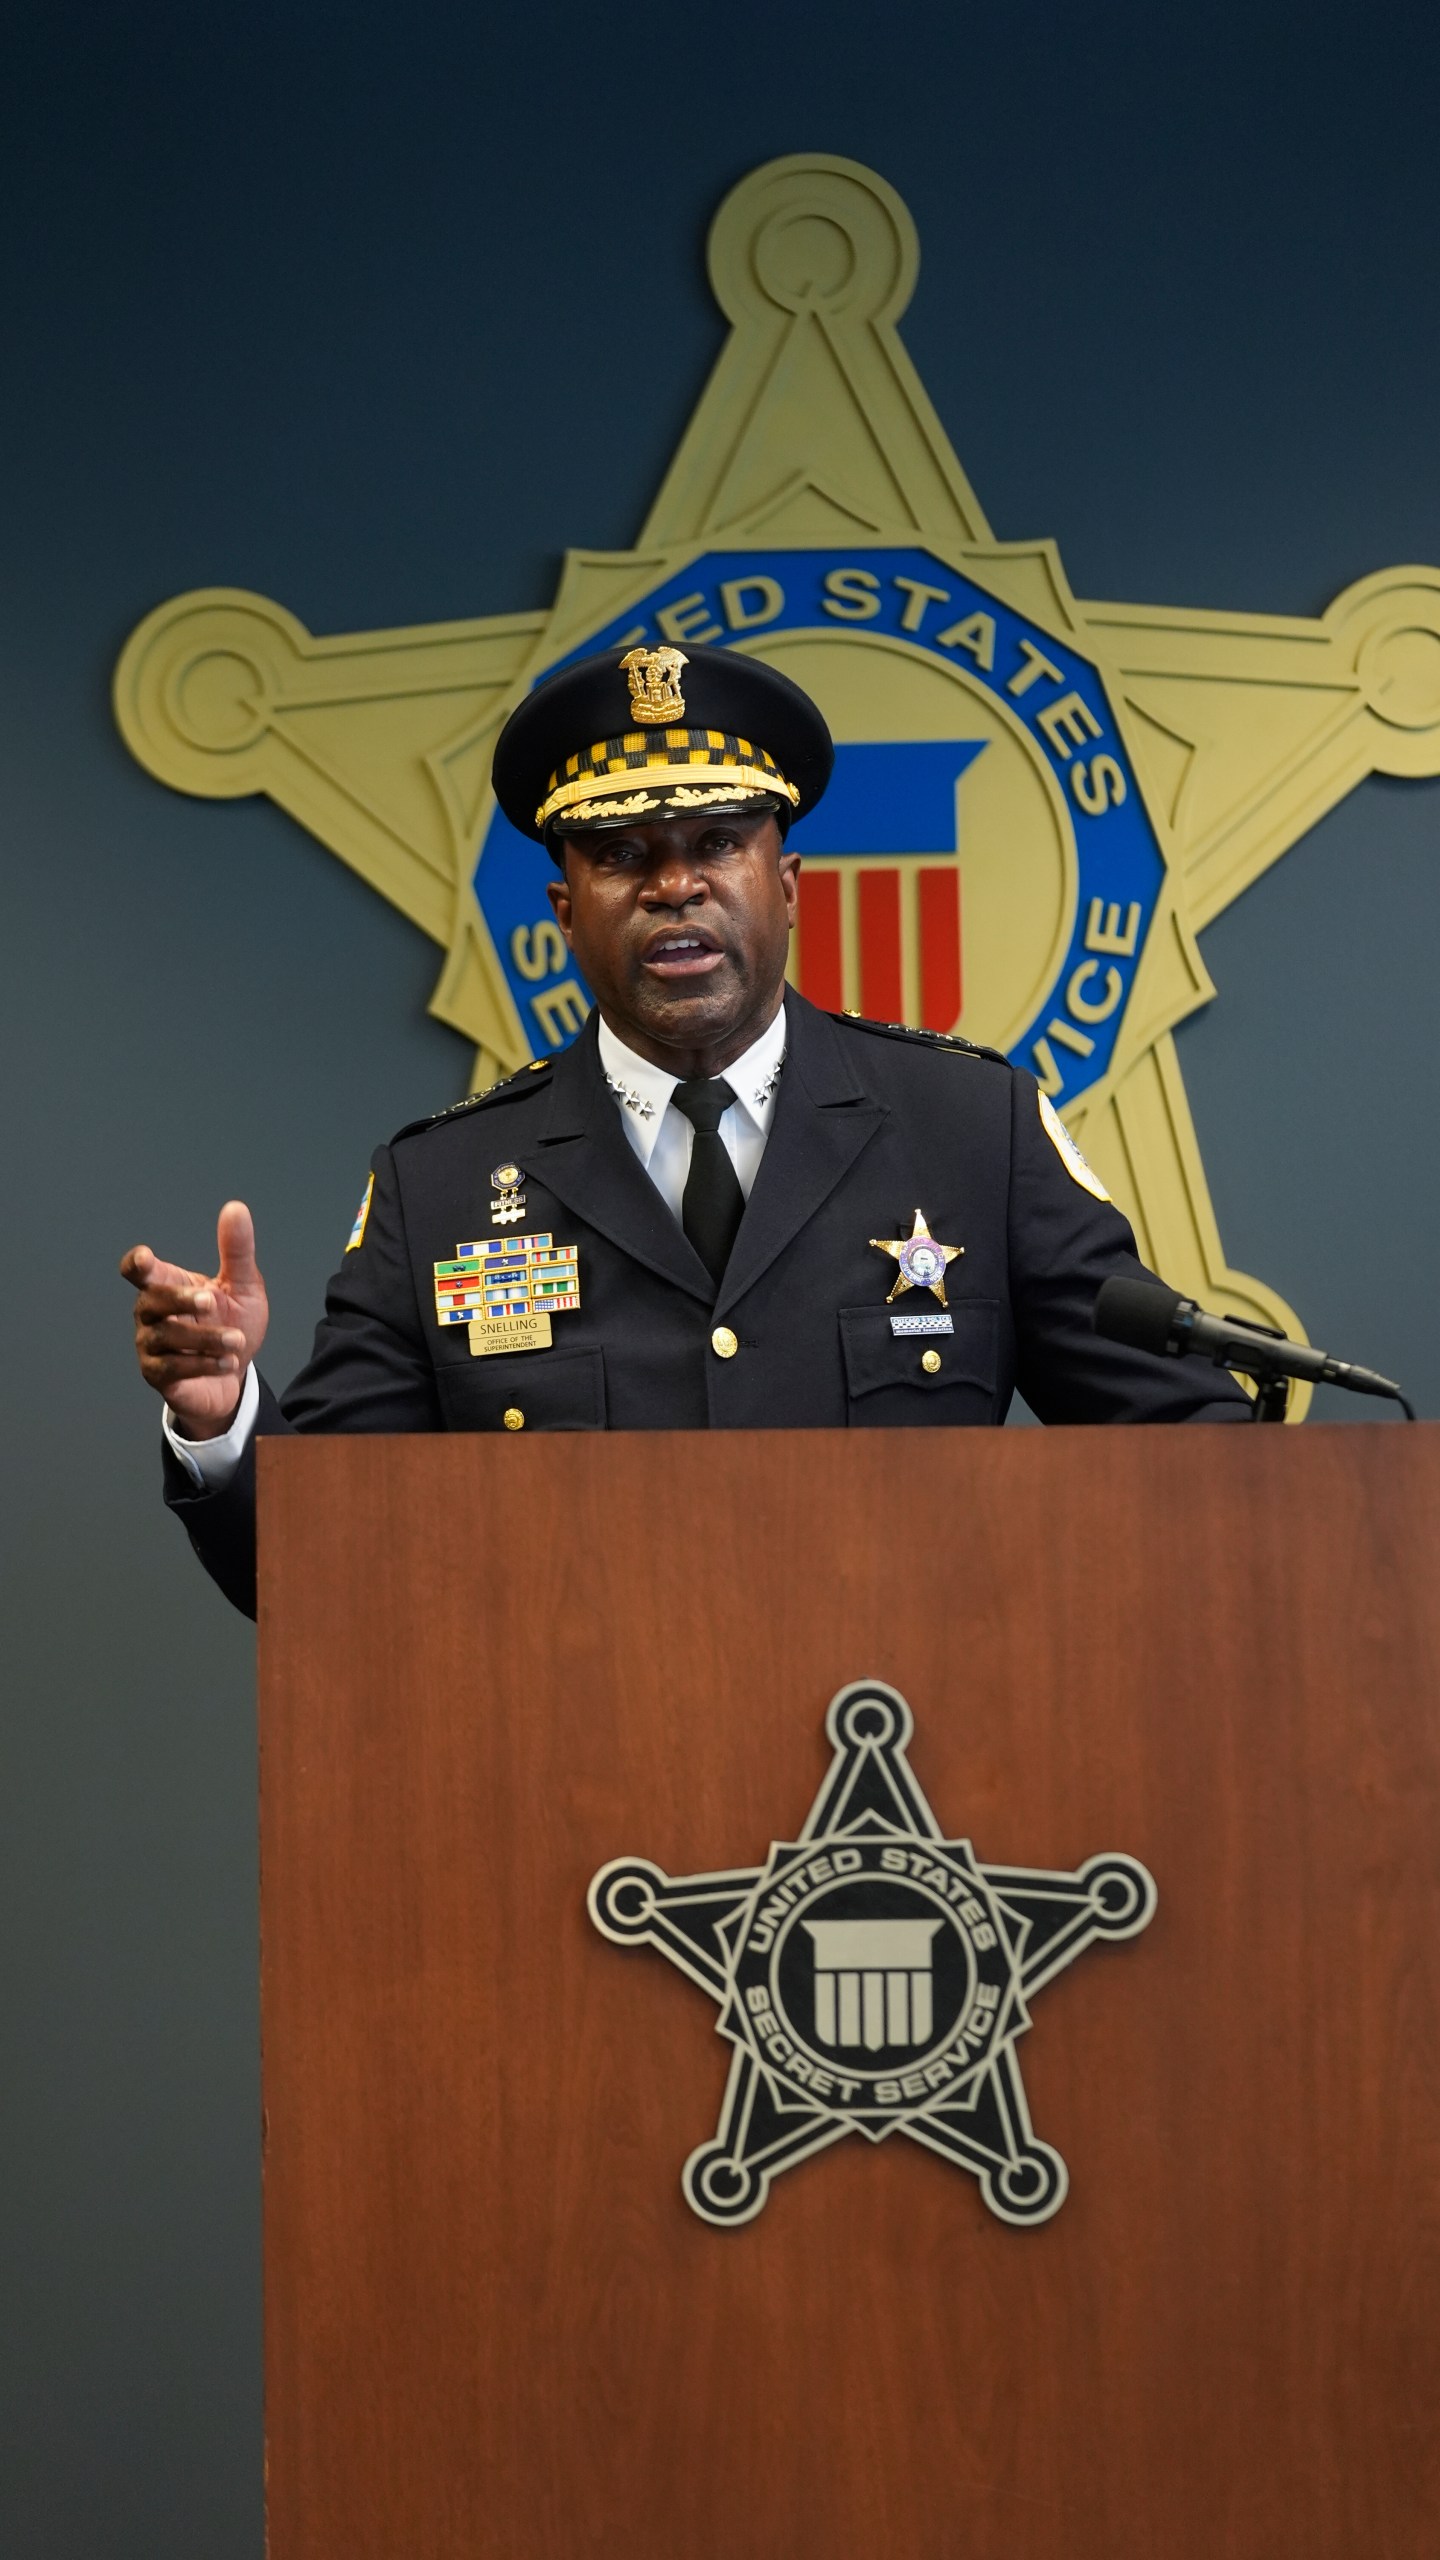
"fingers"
138,1309,247,1362
135,1335,245,1395
134,1313,246,1393
216,1200,258,1291
140,1349,244,1389
122,1206,263,1306
131,1272,248,1408
130,1278,238,1330
120,1244,204,1296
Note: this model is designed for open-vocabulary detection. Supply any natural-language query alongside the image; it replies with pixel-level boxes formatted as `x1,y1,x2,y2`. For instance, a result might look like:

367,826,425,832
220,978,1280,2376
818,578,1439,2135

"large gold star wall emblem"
111,154,1440,1419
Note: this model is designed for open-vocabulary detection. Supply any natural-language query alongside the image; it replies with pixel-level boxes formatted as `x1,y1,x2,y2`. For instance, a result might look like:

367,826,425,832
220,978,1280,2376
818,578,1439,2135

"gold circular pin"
492,1162,522,1190
921,1348,942,1374
711,1326,739,1359
502,1407,525,1430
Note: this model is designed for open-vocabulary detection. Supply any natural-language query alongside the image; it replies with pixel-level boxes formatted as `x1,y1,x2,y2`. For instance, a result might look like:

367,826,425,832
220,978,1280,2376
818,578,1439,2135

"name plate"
468,1312,553,1357
889,1311,954,1337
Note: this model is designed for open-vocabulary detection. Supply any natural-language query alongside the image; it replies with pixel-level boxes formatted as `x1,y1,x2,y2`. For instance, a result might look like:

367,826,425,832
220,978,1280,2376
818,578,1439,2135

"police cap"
491,641,834,858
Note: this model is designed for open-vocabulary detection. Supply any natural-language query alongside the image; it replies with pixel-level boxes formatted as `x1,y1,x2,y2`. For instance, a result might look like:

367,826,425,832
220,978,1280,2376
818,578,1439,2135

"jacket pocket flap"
435,1345,606,1431
839,1302,999,1399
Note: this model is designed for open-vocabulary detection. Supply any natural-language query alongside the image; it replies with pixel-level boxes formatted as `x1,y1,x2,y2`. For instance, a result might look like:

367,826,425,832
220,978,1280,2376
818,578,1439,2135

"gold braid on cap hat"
536,728,800,831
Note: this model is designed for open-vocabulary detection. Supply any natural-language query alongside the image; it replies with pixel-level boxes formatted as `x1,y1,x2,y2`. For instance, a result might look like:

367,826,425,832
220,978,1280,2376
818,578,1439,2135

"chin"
651,994,742,1042
634,974,739,1026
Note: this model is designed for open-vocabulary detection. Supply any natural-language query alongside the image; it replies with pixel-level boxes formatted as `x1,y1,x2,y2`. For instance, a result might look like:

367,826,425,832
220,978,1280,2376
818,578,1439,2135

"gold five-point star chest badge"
870,1210,964,1306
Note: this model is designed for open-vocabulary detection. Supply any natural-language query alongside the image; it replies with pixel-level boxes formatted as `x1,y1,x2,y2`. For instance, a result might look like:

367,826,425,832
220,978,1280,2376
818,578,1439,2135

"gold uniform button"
921,1348,942,1374
503,1407,525,1431
711,1326,739,1360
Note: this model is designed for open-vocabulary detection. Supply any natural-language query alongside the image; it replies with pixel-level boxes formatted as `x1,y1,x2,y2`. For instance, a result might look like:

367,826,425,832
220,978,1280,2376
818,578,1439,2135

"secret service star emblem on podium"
588,1681,1157,2228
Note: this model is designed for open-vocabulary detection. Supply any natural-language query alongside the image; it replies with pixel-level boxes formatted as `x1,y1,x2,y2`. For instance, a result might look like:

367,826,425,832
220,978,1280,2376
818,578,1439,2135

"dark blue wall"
4,6,1438,2550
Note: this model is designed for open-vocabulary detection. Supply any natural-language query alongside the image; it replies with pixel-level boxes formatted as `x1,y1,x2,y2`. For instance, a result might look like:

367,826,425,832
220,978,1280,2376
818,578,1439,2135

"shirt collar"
596,1003,789,1167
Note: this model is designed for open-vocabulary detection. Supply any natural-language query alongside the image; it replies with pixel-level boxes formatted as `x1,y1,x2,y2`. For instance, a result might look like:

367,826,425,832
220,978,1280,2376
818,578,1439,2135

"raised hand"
121,1201,270,1440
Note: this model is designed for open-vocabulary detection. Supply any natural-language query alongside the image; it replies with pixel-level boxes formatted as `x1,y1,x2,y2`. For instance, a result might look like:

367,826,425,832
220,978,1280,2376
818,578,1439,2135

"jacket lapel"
716,993,887,1315
534,1016,714,1304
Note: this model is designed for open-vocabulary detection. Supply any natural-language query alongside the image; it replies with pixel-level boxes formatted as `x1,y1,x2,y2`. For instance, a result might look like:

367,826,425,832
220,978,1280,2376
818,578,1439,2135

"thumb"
215,1199,260,1292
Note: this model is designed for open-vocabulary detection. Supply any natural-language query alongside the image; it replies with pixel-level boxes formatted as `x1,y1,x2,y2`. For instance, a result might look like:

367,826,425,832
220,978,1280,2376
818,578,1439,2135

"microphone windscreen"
1093,1275,1184,1356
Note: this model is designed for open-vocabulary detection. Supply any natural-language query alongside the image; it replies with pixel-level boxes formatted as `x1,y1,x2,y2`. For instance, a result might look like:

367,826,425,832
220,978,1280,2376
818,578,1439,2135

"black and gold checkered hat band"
536,728,801,832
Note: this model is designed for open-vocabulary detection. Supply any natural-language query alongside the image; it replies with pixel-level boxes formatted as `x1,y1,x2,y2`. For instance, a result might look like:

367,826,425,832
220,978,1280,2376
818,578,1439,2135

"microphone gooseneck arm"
1092,1277,1416,1422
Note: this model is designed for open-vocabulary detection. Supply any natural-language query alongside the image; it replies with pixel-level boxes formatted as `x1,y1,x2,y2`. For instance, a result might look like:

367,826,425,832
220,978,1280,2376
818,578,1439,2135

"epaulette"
390,1055,555,1143
828,1011,1008,1066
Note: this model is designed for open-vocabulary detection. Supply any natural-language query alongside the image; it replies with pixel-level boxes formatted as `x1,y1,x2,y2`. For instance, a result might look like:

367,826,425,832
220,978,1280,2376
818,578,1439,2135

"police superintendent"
122,644,1248,1615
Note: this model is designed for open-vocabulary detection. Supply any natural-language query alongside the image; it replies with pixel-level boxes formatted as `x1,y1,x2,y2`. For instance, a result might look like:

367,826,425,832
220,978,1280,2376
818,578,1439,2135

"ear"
546,865,573,943
777,846,802,930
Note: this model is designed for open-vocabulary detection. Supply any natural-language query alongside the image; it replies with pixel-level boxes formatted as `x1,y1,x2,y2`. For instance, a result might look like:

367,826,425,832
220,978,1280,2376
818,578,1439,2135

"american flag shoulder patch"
346,1173,375,1252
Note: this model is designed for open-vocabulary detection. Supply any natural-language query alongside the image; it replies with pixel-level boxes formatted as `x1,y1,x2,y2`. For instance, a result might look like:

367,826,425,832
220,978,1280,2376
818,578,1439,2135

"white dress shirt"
165,1007,789,1492
594,1007,787,1213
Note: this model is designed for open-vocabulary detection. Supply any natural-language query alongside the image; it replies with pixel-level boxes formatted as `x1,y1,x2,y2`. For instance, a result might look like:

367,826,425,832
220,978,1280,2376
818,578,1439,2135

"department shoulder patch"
1038,1091,1111,1201
391,1058,555,1144
345,1172,375,1252
830,1012,1007,1065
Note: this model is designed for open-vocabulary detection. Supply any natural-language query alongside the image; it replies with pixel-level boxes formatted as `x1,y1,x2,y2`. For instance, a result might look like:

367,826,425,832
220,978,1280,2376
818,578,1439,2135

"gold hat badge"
620,645,687,724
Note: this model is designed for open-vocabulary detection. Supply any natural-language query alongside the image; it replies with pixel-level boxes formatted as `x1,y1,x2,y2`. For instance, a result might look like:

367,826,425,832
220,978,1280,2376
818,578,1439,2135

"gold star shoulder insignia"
869,1209,963,1306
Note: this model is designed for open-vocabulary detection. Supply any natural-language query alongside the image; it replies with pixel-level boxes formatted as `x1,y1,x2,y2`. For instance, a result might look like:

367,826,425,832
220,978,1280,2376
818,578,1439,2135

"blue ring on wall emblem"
474,544,1166,1108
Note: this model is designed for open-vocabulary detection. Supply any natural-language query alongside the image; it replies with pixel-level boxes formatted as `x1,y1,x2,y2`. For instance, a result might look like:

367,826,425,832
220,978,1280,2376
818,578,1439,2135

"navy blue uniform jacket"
165,993,1247,1614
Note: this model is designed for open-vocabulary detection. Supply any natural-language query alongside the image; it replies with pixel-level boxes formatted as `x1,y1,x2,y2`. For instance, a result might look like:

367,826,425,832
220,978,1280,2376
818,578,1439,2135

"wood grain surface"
258,1423,1440,2560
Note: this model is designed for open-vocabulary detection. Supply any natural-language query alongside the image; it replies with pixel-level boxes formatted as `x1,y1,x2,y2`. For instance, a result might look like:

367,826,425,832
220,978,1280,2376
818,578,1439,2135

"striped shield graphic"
787,740,986,1031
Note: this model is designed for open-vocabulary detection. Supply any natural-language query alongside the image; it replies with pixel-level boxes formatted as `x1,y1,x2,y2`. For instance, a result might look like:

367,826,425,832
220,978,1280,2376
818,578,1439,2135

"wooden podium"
257,1425,1440,2559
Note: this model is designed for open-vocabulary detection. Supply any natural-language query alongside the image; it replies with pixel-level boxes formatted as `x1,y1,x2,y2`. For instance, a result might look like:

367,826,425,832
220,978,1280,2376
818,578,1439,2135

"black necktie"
671,1076,746,1284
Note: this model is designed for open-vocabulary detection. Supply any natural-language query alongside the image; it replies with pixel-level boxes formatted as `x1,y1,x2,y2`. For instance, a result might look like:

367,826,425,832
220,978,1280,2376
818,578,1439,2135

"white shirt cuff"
163,1363,260,1492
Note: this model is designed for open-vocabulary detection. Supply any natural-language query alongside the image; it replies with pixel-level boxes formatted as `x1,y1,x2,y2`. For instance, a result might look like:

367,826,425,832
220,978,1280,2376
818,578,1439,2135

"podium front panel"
258,1424,1440,2560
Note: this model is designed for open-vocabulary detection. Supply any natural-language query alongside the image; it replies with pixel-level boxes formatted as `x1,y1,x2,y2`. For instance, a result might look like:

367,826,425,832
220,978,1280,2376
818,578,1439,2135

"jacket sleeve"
1004,1070,1252,1425
162,1141,442,1617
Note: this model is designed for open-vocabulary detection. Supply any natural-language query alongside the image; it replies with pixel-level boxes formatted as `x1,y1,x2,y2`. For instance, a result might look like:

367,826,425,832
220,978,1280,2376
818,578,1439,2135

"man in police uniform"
122,643,1248,1614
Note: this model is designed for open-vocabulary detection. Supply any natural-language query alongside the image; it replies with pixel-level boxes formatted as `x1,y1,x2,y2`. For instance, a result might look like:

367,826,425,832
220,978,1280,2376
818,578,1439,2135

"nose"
640,843,710,907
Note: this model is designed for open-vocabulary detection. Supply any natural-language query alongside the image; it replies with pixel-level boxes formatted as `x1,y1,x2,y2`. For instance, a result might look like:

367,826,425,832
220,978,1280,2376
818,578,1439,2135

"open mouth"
641,930,726,979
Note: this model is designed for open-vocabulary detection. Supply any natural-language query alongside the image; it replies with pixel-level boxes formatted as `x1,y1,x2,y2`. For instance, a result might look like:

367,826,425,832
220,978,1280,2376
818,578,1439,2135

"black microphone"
1093,1277,1415,1418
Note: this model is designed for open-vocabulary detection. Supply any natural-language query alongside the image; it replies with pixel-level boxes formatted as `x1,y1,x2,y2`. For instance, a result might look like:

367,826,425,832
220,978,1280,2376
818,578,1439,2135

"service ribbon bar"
433,1234,581,1329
